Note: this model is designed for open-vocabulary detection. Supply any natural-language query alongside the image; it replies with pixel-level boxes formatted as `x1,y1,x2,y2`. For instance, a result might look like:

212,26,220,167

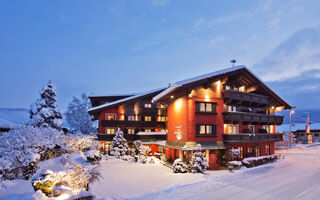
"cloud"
268,17,280,27
254,25,320,82
151,0,170,6
193,0,272,30
209,36,225,46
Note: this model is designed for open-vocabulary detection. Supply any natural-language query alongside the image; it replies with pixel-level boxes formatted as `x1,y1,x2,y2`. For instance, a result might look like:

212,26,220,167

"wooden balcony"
223,133,283,144
96,133,166,141
223,111,283,125
101,120,166,127
223,90,269,106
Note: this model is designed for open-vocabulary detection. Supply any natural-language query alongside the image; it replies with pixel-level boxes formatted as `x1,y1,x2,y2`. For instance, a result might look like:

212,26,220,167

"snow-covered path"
137,146,320,200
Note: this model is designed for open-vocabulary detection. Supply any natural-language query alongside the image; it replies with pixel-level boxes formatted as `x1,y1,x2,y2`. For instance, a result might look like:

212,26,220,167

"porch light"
171,95,174,99
176,135,181,140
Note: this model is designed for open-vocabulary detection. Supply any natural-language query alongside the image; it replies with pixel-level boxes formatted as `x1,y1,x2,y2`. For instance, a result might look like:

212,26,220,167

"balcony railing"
223,111,283,125
101,120,166,127
96,133,167,141
223,90,269,106
223,133,283,144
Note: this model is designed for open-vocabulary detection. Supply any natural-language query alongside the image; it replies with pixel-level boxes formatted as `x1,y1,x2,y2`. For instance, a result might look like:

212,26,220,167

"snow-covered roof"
88,87,167,113
137,131,167,136
152,65,246,102
152,65,292,109
0,118,16,129
88,93,137,98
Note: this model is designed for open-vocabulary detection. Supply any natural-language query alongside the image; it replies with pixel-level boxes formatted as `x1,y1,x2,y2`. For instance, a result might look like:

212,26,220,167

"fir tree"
65,93,96,134
191,144,209,173
30,80,63,130
110,128,128,158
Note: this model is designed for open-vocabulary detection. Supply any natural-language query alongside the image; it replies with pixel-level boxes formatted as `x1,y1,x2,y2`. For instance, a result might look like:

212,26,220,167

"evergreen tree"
191,144,209,173
110,128,128,158
65,93,96,134
30,80,63,130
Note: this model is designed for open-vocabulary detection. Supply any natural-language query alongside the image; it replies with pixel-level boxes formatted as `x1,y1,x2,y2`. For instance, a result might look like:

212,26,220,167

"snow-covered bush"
191,145,209,173
63,133,99,152
110,128,128,158
227,161,242,171
242,155,279,168
65,93,96,134
172,159,188,173
85,150,101,164
30,80,63,130
32,162,100,197
0,125,64,180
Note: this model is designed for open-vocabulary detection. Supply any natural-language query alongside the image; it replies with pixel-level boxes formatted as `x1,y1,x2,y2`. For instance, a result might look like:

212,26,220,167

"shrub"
242,155,279,168
172,159,188,173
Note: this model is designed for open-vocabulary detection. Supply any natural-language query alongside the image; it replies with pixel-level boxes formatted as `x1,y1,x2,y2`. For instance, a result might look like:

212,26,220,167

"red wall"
98,107,118,133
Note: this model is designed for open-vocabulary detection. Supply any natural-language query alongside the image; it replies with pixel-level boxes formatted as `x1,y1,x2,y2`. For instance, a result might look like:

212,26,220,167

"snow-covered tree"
0,125,64,180
191,144,209,173
30,80,63,130
173,159,188,173
110,128,128,158
65,93,96,134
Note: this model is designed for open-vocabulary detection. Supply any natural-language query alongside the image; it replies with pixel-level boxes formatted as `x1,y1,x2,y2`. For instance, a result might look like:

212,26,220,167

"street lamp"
289,110,295,149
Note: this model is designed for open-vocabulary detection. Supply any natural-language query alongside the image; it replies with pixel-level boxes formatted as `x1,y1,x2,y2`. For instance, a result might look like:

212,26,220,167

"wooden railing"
223,111,283,125
223,133,283,144
223,90,269,106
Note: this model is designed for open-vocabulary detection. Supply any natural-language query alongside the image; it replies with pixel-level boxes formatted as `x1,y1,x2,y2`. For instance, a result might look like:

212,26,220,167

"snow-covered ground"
1,145,320,200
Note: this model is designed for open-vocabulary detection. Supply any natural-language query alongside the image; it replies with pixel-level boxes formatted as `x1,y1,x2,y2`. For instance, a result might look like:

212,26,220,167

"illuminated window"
144,103,152,108
128,116,135,121
197,124,216,136
158,116,167,122
145,129,151,132
128,128,135,134
135,115,139,121
239,86,246,92
265,144,270,155
227,124,239,134
144,116,152,121
160,129,167,132
106,113,116,120
160,104,166,108
224,85,231,90
255,146,260,157
196,102,216,113
105,128,115,134
227,106,237,112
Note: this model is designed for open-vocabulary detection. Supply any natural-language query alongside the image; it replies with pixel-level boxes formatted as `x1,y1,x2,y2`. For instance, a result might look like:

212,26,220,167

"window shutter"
212,125,217,136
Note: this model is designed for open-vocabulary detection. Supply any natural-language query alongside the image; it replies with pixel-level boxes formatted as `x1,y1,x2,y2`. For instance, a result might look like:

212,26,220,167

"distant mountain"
0,108,30,128
279,109,320,125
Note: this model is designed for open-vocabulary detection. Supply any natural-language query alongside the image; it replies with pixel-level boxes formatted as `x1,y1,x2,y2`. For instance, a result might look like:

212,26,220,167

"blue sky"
0,0,320,110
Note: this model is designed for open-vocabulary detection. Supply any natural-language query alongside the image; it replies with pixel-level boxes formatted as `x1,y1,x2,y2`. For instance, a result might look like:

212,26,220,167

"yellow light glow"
205,95,210,102
174,99,183,110
239,86,245,92
290,110,295,114
271,106,275,109
170,95,174,99
177,135,181,140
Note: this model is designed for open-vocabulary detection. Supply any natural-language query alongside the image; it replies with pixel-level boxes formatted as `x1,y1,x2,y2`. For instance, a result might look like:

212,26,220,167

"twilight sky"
0,0,320,110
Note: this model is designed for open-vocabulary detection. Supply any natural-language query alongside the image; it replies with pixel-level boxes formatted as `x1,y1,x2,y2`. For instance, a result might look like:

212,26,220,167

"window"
144,116,152,121
226,124,239,134
128,128,135,134
196,102,216,113
105,128,115,134
144,129,151,132
255,146,260,157
224,85,231,90
106,113,116,120
265,144,270,155
158,116,167,122
248,125,255,133
128,116,135,121
196,124,216,136
227,106,237,112
247,146,253,157
239,147,244,159
160,129,167,132
144,103,152,108
315,133,319,137
263,125,273,133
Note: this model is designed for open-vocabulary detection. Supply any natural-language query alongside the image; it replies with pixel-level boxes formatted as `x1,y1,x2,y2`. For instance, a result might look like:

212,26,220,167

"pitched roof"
152,65,292,109
152,65,246,102
88,87,166,114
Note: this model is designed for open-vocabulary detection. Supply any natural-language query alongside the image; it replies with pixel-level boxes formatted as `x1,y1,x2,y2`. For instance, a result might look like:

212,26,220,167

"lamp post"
289,110,295,149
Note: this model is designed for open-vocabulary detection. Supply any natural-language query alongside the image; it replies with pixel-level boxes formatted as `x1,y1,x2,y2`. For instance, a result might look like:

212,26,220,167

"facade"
293,129,320,143
88,66,292,169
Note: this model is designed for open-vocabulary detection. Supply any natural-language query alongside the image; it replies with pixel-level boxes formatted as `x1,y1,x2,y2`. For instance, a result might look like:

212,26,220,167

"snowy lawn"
91,158,206,199
2,144,320,200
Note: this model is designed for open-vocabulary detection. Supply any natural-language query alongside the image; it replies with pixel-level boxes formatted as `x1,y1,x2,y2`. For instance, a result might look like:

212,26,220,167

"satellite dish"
230,59,236,67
